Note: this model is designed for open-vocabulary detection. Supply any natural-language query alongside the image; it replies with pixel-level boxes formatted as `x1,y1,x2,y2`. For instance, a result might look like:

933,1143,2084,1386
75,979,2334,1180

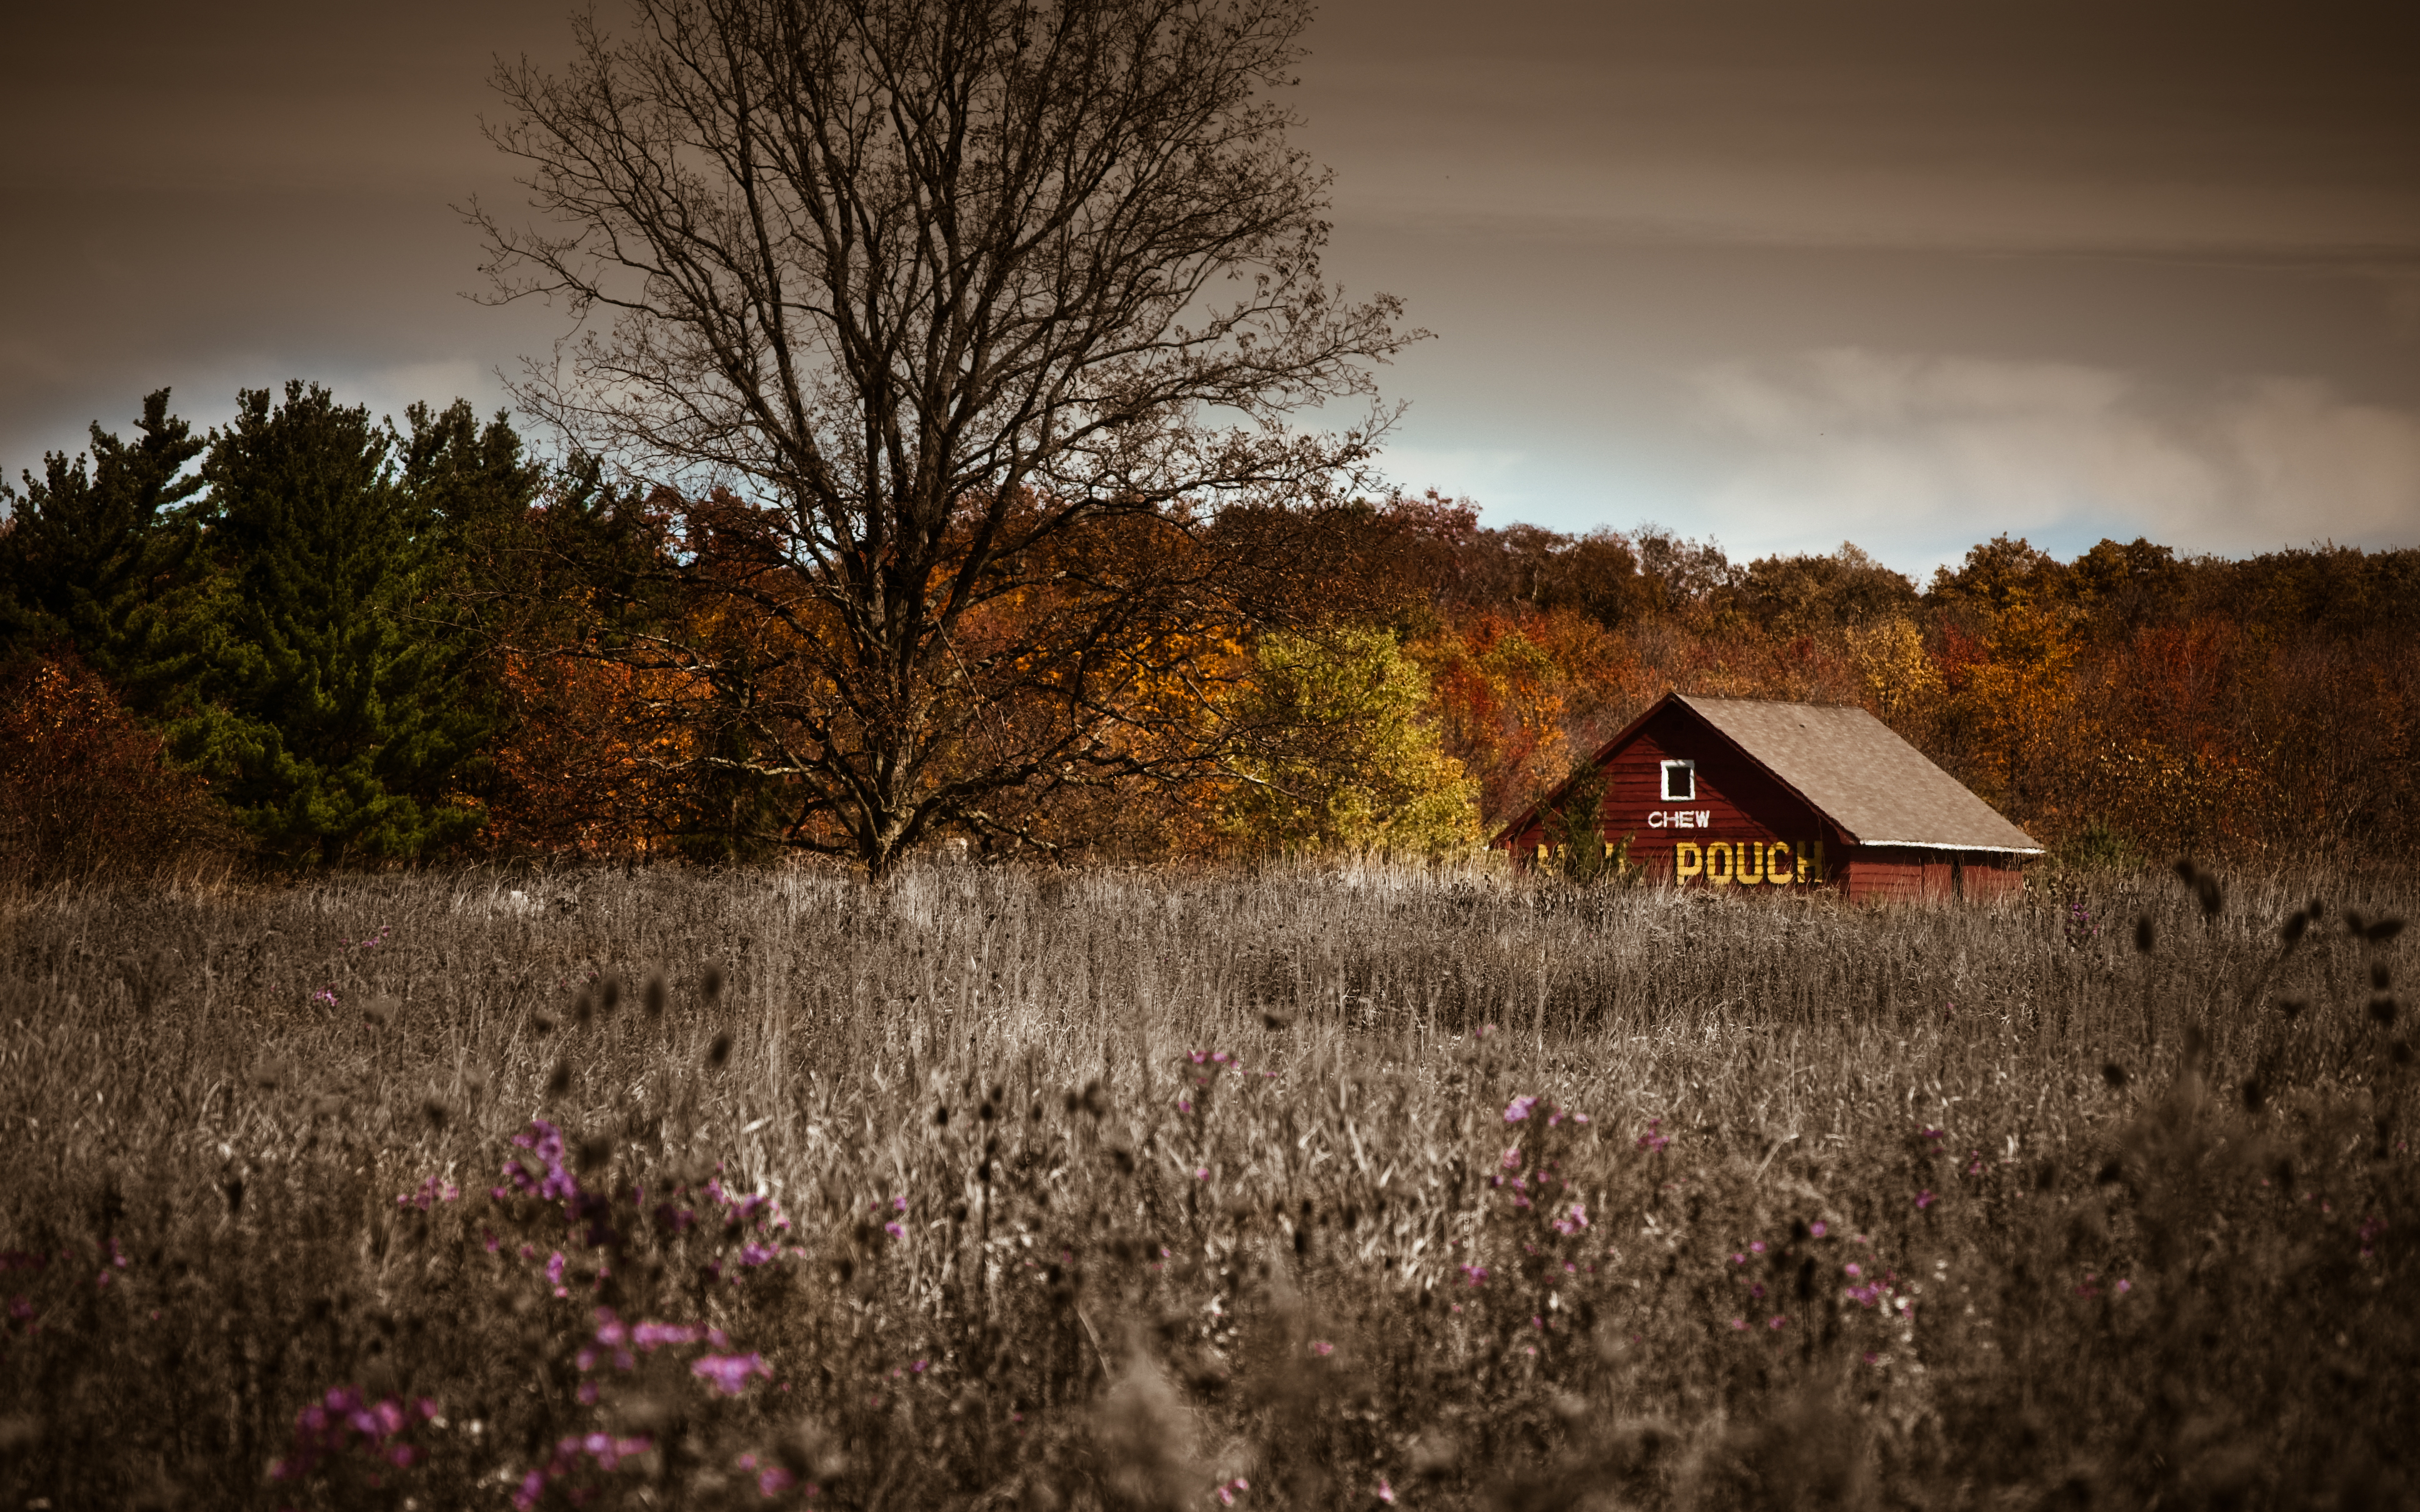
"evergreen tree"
401,398,545,561
0,389,206,680
171,382,493,862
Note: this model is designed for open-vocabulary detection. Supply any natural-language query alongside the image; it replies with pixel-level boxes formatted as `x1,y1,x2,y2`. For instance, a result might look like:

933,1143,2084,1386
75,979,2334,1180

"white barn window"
1661,759,1696,802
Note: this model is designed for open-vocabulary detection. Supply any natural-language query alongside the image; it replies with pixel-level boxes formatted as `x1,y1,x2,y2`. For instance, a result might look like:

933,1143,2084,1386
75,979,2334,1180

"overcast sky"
4,0,2415,576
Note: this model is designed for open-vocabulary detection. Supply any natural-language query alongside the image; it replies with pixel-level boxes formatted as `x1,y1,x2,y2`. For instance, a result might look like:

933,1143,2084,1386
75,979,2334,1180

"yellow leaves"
1223,626,1482,860
1846,615,1944,725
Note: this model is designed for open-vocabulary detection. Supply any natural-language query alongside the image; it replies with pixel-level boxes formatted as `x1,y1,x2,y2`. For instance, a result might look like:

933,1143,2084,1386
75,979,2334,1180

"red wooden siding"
1507,705,1846,890
1843,848,2026,903
1501,699,2032,902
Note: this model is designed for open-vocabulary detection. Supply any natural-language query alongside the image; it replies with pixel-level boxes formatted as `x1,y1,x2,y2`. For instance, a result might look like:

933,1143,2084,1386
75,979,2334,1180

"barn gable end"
1492,693,2040,902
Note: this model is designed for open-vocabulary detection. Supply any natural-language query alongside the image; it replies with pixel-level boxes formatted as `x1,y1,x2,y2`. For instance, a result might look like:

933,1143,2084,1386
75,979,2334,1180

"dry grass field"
0,861,2411,1510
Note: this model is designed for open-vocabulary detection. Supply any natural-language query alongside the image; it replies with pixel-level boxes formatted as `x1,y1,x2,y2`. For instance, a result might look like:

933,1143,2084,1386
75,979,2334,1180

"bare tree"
470,0,1418,874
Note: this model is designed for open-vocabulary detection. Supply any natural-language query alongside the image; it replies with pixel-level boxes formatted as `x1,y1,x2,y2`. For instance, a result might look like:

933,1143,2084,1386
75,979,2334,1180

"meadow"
0,860,2411,1510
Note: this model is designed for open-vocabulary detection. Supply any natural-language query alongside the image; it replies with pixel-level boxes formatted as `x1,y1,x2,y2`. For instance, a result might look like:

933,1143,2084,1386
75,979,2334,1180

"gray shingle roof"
1679,695,2042,853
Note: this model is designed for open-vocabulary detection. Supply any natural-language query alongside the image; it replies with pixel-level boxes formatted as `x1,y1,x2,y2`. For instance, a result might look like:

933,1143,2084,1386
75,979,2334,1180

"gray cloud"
4,0,2415,570
1688,350,2420,567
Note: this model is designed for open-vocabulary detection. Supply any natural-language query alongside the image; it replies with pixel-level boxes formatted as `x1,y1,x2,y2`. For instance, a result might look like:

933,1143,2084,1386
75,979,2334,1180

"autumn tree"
472,0,1417,876
1221,625,1478,858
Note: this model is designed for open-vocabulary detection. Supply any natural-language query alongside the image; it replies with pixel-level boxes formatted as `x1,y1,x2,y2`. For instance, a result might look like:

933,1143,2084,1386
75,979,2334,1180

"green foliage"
1225,625,1481,858
2055,816,2139,871
1542,760,1635,886
0,389,205,681
165,382,500,862
400,397,546,565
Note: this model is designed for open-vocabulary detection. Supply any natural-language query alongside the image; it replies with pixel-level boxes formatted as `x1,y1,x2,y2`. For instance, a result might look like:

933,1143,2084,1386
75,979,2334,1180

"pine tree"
0,389,206,679
170,382,494,862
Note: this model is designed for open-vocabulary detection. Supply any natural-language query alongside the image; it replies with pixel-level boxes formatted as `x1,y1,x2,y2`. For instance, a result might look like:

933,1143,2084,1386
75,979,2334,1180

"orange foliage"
0,652,234,880
477,652,709,858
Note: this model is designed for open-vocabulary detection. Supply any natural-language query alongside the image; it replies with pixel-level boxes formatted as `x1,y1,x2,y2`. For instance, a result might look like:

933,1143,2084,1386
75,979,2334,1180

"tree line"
6,0,2413,879
3,388,2412,878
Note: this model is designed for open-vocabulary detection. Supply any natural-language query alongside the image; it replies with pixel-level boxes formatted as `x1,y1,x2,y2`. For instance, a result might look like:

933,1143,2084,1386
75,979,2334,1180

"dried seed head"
613,1393,674,1435
547,1059,573,1098
935,1105,951,1127
533,1013,558,1036
706,1031,732,1068
422,1097,450,1130
1262,1011,1290,1031
1409,1432,1461,1481
2102,1062,2129,1090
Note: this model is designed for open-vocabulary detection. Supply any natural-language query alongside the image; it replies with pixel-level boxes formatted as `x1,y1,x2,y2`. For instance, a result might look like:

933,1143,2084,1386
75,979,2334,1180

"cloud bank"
1689,349,2420,565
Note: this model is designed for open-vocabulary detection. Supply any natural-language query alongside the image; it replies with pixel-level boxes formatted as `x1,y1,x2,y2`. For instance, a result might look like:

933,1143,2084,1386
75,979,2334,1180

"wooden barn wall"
1843,848,2028,903
1509,705,1846,890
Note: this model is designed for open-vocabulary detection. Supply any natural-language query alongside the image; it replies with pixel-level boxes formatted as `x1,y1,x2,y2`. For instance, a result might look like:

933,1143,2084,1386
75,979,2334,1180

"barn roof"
1492,692,2042,853
1673,695,2042,853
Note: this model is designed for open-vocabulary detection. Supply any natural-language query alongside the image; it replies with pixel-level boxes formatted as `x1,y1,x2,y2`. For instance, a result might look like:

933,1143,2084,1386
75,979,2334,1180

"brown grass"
0,859,2411,1509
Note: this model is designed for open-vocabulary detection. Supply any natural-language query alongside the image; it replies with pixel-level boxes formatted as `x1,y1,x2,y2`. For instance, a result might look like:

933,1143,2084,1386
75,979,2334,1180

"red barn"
1492,693,2041,902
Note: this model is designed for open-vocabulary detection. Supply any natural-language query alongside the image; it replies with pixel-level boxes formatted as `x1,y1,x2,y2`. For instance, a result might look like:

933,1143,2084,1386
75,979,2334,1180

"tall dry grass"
0,860,2411,1508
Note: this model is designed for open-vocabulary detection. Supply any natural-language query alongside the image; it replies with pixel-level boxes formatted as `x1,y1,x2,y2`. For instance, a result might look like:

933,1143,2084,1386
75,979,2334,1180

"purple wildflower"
692,1352,771,1395
500,1120,580,1202
633,1321,702,1351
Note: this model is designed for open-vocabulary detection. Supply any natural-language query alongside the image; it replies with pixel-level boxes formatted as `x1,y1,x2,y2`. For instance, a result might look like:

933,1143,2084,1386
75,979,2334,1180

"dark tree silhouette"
470,0,1419,875
0,389,205,682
